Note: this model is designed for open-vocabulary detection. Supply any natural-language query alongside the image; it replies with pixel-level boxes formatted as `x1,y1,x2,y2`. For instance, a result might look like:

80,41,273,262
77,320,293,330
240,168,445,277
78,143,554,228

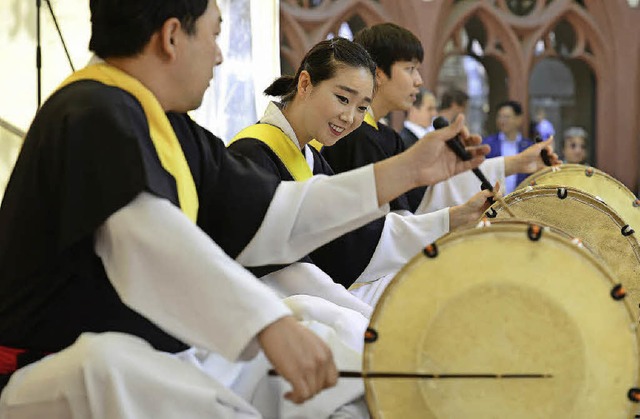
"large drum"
487,185,640,317
517,163,640,230
364,222,640,418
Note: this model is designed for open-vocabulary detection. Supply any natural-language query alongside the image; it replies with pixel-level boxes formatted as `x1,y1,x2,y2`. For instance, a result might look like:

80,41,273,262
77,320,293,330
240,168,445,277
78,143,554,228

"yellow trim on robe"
230,124,313,181
57,63,199,223
308,140,324,152
364,111,378,130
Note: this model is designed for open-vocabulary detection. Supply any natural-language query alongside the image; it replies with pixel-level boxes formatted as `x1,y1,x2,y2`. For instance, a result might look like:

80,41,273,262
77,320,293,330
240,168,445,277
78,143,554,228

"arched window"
529,18,597,164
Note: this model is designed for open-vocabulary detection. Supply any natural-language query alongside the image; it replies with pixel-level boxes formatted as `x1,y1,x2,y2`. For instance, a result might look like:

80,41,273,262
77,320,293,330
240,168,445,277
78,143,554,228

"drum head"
517,164,640,230
364,222,639,418
488,185,640,317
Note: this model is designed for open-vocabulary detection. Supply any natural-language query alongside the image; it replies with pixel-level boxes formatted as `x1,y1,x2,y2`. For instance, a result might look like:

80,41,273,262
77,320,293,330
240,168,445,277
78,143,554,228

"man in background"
438,88,469,122
399,87,437,148
483,100,534,193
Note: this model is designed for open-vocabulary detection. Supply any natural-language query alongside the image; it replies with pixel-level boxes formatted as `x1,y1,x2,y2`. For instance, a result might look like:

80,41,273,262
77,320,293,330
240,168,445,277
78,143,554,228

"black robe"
229,134,385,288
399,126,419,149
321,122,427,213
0,81,281,360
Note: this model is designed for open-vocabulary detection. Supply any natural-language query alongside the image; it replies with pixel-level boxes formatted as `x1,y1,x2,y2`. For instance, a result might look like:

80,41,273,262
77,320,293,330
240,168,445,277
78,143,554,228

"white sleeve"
261,262,373,318
353,207,450,284
237,164,389,266
415,157,506,214
94,192,292,362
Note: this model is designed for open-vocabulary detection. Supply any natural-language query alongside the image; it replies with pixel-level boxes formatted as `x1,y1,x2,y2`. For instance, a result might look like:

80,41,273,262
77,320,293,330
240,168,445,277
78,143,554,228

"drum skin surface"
489,185,640,318
364,222,639,419
517,164,640,231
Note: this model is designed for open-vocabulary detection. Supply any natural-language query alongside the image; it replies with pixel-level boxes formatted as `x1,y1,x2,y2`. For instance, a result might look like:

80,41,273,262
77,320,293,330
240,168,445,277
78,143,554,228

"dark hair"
496,100,523,116
353,23,424,78
89,0,209,58
264,37,376,103
439,88,469,111
412,87,434,108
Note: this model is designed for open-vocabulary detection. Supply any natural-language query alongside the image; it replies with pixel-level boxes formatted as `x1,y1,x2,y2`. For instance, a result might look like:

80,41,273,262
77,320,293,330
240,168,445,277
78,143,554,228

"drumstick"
432,116,516,218
268,369,552,379
490,188,516,217
534,135,553,166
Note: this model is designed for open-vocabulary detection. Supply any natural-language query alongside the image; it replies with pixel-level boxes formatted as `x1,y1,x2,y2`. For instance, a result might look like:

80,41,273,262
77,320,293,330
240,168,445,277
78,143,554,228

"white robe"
0,162,388,419
255,103,452,309
351,157,507,307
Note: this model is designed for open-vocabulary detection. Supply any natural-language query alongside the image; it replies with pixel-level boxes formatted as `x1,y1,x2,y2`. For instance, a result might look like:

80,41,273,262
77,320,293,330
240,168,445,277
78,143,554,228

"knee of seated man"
72,332,153,379
0,333,151,407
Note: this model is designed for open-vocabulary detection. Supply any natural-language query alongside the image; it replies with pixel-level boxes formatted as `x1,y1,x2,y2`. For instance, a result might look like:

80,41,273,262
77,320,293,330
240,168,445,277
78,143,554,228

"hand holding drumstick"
432,116,516,217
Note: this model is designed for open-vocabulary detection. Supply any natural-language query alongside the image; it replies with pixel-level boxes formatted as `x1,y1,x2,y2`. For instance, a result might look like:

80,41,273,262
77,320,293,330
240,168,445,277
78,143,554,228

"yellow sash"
230,124,313,181
308,139,324,152
363,111,378,130
57,63,198,223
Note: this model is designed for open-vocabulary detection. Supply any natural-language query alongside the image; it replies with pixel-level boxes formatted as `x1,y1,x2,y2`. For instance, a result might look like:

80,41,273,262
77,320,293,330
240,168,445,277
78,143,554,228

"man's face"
496,106,522,136
174,0,223,111
563,136,587,164
377,59,423,112
409,93,437,128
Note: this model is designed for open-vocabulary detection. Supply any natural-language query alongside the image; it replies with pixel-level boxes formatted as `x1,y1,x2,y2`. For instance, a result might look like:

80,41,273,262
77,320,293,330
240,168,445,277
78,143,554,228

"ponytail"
264,75,297,99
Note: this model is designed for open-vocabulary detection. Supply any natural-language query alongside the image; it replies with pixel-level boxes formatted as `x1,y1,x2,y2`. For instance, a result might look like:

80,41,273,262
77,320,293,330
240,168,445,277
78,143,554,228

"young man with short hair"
322,23,556,213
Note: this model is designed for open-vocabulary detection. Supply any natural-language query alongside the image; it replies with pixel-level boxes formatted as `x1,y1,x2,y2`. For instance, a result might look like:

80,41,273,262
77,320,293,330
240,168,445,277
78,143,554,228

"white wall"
0,0,280,198
0,0,91,199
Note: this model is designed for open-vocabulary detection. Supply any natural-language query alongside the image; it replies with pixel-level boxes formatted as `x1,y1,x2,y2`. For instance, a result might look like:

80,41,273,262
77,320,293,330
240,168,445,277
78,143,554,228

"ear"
158,18,182,60
374,67,387,87
297,70,313,97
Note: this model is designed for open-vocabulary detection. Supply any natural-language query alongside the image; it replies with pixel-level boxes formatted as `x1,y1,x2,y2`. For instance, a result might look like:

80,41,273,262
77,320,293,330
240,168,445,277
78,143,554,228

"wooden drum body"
488,185,640,317
364,222,639,418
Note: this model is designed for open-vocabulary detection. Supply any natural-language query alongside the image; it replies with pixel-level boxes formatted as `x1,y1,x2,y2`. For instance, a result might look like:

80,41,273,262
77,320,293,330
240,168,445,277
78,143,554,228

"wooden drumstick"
491,189,516,218
268,369,552,380
432,116,516,218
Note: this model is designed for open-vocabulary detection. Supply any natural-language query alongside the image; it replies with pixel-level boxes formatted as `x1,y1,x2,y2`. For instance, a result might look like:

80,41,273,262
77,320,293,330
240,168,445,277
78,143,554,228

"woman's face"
299,66,374,147
563,135,587,164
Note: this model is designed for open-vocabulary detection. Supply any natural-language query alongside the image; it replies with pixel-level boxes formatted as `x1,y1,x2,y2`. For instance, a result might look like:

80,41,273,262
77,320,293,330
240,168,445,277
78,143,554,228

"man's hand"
372,114,489,207
505,136,560,176
449,184,497,229
406,114,489,186
258,316,338,404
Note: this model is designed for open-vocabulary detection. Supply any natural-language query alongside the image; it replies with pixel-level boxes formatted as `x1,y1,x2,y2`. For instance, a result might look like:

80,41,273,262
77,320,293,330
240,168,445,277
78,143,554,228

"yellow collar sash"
58,63,198,223
230,124,312,181
364,111,378,130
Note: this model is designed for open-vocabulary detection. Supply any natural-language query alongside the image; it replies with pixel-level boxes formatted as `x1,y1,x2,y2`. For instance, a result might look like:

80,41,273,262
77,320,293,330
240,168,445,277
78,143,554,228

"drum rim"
368,221,636,329
364,221,640,418
499,185,633,229
517,164,637,200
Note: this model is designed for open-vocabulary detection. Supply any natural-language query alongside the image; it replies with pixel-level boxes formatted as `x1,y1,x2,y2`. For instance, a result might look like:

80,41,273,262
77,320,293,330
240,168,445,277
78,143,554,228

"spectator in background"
562,126,589,164
438,88,469,122
399,87,438,148
483,100,534,193
532,107,555,140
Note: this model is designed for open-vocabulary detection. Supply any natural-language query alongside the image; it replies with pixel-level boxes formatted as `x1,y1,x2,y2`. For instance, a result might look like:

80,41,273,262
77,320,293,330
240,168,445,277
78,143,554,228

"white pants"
0,297,370,419
0,332,261,419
